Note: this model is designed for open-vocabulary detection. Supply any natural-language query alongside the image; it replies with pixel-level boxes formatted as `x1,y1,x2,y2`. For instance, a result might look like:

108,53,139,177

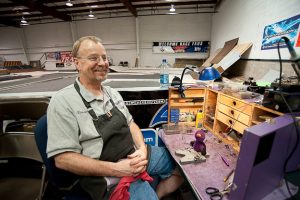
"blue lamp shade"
199,66,221,80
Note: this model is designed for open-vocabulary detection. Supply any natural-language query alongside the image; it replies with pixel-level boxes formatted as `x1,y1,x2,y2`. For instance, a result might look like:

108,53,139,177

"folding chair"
35,115,91,200
0,133,46,200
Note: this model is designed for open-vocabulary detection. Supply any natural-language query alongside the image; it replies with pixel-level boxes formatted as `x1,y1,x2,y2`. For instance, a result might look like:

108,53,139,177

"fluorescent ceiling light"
87,10,96,19
13,6,26,11
88,10,95,18
21,16,27,24
66,0,73,7
90,5,98,8
169,4,175,12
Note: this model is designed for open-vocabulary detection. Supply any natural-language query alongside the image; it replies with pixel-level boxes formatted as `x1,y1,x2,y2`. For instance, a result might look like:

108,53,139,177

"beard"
94,67,108,82
95,73,107,82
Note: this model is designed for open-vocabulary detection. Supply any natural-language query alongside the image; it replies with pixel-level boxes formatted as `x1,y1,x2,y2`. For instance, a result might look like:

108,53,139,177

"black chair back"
34,115,78,189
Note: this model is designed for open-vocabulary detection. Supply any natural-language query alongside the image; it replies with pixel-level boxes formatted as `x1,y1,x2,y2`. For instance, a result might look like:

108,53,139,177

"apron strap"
104,89,116,107
74,81,99,121
74,81,118,137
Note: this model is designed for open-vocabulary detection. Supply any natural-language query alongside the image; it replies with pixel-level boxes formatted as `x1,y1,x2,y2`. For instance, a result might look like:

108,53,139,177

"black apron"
74,82,135,200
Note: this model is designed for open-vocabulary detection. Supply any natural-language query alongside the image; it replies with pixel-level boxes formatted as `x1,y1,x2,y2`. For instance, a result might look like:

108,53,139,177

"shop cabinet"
168,87,206,127
213,120,241,151
217,103,251,125
251,104,282,126
212,92,282,152
167,87,282,153
218,94,252,116
203,89,218,133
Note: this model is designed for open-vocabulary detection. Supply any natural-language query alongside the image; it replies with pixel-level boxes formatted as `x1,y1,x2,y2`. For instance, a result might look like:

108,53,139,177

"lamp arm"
282,37,300,82
179,66,195,98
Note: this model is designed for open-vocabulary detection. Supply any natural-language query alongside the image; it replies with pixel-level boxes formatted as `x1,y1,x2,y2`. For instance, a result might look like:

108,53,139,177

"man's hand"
127,145,148,176
113,157,147,177
128,122,148,176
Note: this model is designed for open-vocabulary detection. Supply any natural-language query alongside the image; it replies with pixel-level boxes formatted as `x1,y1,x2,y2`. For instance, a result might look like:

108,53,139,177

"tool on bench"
205,182,232,200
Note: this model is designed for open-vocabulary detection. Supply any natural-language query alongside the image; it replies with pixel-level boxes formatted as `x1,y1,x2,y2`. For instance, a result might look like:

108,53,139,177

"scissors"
206,180,232,200
205,187,228,200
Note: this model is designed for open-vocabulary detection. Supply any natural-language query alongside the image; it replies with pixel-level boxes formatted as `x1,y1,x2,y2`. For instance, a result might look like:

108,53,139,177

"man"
47,36,183,200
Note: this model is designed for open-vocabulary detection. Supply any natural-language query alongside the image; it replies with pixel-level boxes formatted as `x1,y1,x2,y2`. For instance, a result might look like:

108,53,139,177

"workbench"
159,129,237,200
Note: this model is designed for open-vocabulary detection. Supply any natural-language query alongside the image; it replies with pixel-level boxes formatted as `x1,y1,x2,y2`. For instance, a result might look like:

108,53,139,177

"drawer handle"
230,110,234,115
232,101,237,106
229,119,233,124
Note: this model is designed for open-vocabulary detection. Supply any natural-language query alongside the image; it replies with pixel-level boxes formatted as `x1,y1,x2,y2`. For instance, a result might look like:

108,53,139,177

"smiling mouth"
94,68,107,72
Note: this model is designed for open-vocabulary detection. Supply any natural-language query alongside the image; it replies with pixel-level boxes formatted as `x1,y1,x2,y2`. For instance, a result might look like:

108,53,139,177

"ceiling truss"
0,0,220,28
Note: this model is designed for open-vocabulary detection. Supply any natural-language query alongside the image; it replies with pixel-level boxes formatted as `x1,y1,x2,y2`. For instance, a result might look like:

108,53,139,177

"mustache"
94,67,108,72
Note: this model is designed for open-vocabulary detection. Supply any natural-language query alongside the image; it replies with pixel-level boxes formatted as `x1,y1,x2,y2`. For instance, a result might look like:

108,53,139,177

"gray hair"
72,36,102,57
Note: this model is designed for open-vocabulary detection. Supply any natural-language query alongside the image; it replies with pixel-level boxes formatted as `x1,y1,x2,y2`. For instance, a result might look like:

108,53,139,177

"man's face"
74,40,109,83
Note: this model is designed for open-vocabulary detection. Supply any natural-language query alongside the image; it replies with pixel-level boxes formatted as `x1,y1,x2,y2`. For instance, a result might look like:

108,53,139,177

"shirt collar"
75,78,104,103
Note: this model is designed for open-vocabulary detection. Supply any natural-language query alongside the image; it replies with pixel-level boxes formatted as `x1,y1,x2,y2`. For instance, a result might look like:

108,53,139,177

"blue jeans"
128,146,175,200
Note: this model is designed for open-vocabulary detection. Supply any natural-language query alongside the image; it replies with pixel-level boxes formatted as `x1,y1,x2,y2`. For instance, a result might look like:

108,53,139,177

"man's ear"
74,58,80,71
74,58,79,65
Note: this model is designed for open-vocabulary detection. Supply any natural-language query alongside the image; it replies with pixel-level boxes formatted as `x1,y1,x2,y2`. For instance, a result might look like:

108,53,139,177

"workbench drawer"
169,88,206,98
218,94,252,115
216,111,248,134
217,103,251,126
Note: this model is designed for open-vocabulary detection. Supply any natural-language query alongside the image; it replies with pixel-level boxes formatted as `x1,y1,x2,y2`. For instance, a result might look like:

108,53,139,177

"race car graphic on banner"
261,14,300,50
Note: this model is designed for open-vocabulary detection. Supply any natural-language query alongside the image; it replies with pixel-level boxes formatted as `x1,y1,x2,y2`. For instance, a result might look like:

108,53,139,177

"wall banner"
296,29,300,47
261,14,300,50
152,41,209,54
46,52,61,60
60,51,74,63
45,51,75,68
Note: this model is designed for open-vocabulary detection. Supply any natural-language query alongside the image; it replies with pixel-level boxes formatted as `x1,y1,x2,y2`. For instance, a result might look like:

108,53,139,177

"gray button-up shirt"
47,78,133,159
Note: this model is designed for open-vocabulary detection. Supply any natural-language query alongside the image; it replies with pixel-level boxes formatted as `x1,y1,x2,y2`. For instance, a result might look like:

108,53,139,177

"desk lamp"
282,36,300,82
177,66,195,98
198,65,221,81
177,65,221,98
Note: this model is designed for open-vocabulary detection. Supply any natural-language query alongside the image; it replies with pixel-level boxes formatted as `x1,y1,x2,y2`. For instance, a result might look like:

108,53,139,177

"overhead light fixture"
169,4,175,12
13,6,25,11
66,0,73,7
87,10,96,19
21,16,27,24
88,11,94,18
20,16,29,25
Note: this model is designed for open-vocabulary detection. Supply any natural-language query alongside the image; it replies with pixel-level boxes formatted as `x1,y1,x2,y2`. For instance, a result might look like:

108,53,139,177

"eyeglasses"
77,56,107,63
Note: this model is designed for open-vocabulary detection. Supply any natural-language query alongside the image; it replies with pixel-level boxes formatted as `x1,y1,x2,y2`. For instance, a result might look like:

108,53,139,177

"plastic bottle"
159,59,169,88
195,110,204,128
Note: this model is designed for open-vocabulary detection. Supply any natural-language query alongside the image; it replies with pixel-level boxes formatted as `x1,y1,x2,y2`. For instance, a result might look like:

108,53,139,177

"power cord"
178,66,195,98
277,37,300,200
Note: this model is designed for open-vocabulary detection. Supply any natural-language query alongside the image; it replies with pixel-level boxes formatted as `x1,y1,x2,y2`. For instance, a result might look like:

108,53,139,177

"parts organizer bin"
162,124,195,135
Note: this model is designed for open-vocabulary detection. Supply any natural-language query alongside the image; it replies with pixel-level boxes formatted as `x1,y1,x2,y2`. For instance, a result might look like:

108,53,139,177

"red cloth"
109,171,153,200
